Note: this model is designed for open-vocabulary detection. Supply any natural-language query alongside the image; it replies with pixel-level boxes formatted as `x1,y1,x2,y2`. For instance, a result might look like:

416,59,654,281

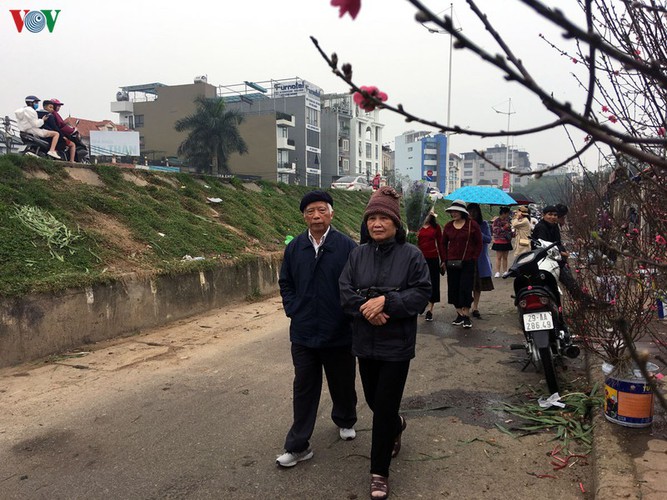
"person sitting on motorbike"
533,205,597,307
42,99,76,162
14,96,60,159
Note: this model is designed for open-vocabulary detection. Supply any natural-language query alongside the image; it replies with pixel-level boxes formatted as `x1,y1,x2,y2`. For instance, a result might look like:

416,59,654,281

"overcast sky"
1,0,606,169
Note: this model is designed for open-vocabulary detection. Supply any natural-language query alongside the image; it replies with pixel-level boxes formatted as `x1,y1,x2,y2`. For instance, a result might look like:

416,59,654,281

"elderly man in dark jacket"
276,190,358,468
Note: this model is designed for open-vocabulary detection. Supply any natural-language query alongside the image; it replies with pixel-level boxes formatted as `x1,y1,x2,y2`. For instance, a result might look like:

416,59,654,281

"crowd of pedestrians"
276,188,573,499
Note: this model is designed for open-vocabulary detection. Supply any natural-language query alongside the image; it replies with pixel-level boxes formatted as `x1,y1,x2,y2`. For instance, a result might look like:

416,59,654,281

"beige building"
111,80,217,160
226,111,295,180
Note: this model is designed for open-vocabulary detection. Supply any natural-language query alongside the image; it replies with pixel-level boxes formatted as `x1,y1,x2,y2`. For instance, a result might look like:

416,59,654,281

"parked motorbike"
503,239,580,394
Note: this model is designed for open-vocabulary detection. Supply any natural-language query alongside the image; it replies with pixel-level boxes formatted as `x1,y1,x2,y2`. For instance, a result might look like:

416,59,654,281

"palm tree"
175,96,248,175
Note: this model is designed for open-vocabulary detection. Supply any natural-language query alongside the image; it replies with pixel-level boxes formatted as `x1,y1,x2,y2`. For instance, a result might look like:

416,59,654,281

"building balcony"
277,137,296,150
424,148,437,155
277,162,296,173
276,113,295,127
423,159,438,166
110,101,134,114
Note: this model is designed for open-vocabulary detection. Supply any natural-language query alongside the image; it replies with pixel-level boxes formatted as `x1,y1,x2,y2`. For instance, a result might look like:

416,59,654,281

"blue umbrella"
444,186,516,206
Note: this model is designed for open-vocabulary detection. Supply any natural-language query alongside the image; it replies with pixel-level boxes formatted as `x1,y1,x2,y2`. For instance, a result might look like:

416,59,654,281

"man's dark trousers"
284,342,357,452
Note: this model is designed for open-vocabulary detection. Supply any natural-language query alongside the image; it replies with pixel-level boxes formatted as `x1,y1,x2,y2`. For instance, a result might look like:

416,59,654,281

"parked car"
331,175,372,191
427,187,443,201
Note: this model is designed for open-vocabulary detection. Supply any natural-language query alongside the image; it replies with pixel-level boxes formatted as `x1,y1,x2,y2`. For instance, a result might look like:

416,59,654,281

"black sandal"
391,416,407,458
370,474,389,500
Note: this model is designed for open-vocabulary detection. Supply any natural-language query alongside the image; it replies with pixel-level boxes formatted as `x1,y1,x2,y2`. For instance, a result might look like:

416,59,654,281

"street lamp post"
423,3,457,194
493,98,516,191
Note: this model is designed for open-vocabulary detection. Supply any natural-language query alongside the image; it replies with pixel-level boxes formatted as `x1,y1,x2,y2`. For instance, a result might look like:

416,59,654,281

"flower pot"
603,362,659,428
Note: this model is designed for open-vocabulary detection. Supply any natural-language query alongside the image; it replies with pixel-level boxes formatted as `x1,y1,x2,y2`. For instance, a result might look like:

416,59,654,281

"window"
408,147,413,152
307,129,319,148
134,114,144,128
342,138,349,151
306,107,319,127
375,128,379,142
375,145,379,159
464,170,473,176
366,143,372,158
341,158,350,171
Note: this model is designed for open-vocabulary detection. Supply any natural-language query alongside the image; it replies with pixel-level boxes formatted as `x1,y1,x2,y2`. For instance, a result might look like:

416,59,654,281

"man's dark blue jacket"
279,226,357,348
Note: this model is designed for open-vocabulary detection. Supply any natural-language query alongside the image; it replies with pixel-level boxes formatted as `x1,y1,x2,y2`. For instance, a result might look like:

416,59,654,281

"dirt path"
0,278,596,499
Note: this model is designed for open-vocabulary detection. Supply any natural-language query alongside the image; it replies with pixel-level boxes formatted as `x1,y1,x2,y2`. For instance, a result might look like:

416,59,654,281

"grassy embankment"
0,155,379,297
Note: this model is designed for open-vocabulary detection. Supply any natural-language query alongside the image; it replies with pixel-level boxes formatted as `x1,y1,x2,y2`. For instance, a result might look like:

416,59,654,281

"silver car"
331,175,372,191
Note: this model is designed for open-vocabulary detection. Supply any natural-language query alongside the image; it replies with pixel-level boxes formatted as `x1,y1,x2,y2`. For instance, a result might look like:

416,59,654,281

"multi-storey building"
110,80,217,158
460,144,531,189
109,77,386,187
394,130,448,192
447,152,463,194
221,78,323,186
382,145,395,185
320,93,384,187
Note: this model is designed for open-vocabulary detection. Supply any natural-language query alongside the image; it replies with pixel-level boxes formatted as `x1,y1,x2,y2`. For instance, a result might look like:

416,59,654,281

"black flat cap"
299,190,334,212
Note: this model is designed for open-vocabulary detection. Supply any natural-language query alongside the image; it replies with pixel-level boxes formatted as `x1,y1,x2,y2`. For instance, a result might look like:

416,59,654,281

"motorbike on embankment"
19,119,90,163
503,239,580,395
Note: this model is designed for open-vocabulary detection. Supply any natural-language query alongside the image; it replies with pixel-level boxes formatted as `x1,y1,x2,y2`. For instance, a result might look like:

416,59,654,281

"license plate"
523,311,553,331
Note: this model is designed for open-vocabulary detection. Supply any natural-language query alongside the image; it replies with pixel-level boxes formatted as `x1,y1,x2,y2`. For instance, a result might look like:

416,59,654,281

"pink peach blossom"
331,0,361,19
353,85,388,112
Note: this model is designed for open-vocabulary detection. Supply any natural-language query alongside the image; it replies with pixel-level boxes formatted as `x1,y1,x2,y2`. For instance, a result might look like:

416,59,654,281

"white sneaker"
47,151,60,159
339,427,356,441
276,448,313,467
494,272,500,278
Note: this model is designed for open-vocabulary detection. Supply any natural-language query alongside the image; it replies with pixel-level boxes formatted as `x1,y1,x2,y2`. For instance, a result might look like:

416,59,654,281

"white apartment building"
460,144,531,189
320,93,384,186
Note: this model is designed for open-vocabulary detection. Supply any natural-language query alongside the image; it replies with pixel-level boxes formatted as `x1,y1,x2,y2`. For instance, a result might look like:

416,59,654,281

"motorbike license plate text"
523,311,554,331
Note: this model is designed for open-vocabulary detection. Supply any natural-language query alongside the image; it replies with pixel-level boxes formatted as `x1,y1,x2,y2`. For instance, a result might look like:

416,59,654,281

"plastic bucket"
603,362,659,428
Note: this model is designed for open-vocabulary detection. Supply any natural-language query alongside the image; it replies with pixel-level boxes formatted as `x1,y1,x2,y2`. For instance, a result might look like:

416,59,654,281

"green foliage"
403,180,432,232
522,175,574,206
0,155,370,297
174,96,248,175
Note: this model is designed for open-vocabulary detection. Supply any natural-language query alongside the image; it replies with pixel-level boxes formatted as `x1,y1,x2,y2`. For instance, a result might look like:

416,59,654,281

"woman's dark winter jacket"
279,227,357,348
339,239,431,361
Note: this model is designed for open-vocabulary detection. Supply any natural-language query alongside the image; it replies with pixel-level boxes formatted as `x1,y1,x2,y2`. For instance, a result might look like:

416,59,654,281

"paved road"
0,278,593,499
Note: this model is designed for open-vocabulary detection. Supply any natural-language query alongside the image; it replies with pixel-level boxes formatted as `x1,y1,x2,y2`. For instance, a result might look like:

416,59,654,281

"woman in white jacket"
15,96,60,159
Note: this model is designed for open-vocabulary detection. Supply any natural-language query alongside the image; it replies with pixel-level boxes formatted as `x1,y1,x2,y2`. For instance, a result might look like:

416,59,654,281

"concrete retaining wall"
0,254,282,368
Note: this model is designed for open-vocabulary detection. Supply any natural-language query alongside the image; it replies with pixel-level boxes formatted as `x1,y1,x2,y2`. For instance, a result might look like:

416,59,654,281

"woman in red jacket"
417,212,445,322
441,200,483,328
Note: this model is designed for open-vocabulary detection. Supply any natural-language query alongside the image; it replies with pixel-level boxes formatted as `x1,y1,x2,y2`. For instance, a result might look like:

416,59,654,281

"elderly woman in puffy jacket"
339,186,430,500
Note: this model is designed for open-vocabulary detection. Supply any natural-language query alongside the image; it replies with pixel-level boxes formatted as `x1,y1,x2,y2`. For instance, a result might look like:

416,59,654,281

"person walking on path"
339,187,431,500
491,206,513,277
512,205,532,256
417,211,445,322
466,203,494,319
442,200,483,329
276,190,358,468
